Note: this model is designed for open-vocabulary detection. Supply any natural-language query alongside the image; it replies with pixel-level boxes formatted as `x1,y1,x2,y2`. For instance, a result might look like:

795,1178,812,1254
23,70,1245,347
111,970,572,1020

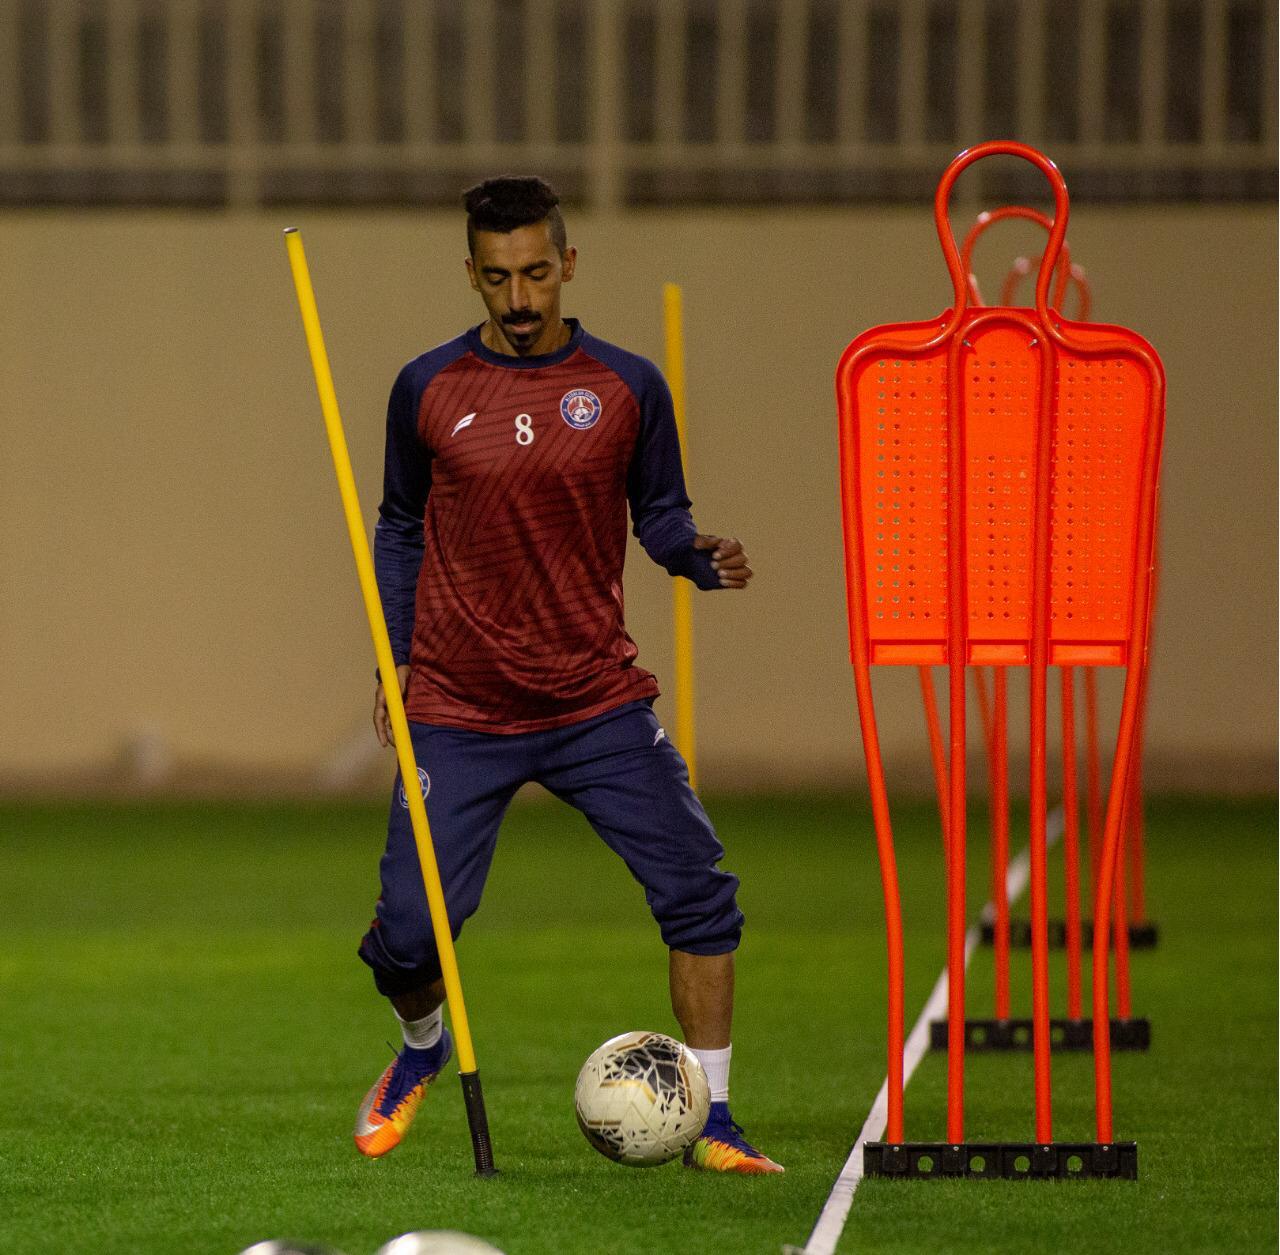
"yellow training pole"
663,282,698,791
284,228,495,1175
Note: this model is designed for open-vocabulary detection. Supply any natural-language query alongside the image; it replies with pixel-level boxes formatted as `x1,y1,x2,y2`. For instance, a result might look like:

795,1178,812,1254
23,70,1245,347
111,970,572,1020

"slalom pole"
284,228,496,1177
663,282,698,790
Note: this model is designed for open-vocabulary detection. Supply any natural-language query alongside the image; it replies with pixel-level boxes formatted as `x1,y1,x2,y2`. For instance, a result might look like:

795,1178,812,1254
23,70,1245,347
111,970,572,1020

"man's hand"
694,534,753,589
374,664,412,747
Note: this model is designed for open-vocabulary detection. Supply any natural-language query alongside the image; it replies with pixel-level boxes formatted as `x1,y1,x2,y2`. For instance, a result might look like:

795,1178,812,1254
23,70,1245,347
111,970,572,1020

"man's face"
466,221,576,356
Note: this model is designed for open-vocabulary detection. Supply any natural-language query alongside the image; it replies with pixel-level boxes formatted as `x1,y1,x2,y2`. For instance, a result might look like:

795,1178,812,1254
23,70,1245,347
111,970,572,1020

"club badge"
398,767,431,809
560,388,602,430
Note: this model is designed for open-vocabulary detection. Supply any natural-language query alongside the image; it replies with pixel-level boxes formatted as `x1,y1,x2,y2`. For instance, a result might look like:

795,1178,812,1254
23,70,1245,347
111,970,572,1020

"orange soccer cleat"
683,1104,784,1175
353,1029,453,1158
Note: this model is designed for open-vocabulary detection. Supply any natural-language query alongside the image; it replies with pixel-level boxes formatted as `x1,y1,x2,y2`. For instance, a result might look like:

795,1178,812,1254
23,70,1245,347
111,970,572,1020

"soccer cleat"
683,1102,785,1175
353,1029,452,1158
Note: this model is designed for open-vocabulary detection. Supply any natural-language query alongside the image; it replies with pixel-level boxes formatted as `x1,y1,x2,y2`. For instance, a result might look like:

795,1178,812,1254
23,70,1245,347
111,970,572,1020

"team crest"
398,767,431,809
560,388,602,430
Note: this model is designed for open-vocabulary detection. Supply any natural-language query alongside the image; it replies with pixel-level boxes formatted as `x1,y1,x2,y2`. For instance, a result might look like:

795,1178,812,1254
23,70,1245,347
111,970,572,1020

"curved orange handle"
1003,257,1093,320
960,205,1073,309
933,141,1070,322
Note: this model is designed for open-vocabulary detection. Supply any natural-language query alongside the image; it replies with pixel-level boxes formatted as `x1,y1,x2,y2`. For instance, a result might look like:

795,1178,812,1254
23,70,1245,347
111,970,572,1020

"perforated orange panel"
844,310,1158,667
859,326,951,654
1051,349,1151,662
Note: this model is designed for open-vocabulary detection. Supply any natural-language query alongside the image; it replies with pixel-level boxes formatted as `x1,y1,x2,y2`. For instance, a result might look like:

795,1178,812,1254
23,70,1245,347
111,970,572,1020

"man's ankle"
395,1004,443,1051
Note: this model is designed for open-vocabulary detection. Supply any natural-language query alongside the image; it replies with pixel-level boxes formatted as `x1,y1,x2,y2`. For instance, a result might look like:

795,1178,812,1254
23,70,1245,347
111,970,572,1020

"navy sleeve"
374,365,431,665
620,358,720,590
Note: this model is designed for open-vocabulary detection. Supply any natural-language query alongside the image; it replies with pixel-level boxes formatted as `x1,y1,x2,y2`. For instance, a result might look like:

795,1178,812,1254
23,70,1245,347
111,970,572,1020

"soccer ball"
238,1245,346,1255
574,1031,711,1166
375,1235,505,1255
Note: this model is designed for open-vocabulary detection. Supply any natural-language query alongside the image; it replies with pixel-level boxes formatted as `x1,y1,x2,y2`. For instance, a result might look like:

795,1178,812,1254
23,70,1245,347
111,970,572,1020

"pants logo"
398,767,431,809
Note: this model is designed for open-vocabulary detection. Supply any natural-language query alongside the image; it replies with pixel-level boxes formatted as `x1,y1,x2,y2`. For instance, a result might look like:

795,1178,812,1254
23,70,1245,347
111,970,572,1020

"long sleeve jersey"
373,319,719,733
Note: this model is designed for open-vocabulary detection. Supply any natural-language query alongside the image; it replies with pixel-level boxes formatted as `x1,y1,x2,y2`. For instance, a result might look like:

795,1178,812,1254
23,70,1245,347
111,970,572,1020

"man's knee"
650,867,744,954
358,896,472,996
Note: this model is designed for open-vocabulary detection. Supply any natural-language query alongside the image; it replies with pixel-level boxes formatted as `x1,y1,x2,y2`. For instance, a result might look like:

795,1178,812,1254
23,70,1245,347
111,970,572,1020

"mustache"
502,309,540,325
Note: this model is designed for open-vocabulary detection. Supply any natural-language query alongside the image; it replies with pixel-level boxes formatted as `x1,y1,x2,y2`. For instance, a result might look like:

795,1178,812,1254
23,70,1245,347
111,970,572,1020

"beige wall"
0,205,1274,793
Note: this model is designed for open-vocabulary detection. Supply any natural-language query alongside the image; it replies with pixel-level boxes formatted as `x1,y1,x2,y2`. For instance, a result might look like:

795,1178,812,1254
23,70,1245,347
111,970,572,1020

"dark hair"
463,175,567,256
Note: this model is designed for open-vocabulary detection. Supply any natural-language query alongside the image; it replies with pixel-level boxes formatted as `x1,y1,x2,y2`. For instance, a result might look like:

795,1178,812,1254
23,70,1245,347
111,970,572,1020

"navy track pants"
358,698,743,996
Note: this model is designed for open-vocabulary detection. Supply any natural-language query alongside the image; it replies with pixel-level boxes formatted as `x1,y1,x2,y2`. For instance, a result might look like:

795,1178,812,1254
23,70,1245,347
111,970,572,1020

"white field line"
789,807,1065,1255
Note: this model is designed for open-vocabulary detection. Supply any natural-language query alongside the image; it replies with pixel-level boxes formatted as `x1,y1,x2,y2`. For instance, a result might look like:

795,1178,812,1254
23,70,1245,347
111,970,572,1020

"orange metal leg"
971,662,1029,1039
1026,339,1055,1146
1084,669,1102,897
851,658,906,1144
973,668,995,755
991,670,1011,1020
1113,789,1133,1020
943,336,968,1146
971,667,1009,1018
1060,667,1084,1020
1027,664,1053,1144
1091,660,1148,1144
918,666,951,852
945,654,968,1144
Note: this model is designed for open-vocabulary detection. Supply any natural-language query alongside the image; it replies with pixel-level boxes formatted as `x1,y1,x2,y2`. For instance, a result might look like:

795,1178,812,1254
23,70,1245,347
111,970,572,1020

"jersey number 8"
515,413,534,446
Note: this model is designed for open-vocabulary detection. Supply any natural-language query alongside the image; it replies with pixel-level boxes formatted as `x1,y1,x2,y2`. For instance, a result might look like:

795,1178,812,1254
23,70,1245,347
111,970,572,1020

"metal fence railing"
1,0,1274,208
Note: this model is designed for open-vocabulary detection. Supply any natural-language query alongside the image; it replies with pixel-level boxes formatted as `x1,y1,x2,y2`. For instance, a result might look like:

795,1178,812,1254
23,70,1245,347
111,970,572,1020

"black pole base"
979,918,1160,949
864,1140,1138,1180
928,1016,1150,1053
459,1070,498,1176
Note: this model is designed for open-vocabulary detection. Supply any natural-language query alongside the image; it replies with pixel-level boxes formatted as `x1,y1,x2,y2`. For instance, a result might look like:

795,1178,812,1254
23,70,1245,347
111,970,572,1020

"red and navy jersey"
374,319,719,733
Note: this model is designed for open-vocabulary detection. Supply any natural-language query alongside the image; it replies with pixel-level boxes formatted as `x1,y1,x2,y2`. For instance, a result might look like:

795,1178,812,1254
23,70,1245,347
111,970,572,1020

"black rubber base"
459,1070,498,1176
979,918,1159,949
928,1016,1151,1052
864,1141,1138,1179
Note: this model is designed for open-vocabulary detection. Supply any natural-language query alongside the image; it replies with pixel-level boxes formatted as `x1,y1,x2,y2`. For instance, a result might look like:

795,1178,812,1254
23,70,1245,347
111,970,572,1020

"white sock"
395,1005,443,1051
689,1044,732,1103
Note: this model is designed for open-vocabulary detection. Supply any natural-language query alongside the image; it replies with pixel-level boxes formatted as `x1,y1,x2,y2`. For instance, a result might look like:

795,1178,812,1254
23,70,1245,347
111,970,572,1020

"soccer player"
353,176,782,1175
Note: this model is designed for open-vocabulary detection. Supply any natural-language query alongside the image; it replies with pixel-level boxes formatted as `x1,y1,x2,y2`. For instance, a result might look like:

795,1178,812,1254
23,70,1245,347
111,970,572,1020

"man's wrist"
679,544,722,590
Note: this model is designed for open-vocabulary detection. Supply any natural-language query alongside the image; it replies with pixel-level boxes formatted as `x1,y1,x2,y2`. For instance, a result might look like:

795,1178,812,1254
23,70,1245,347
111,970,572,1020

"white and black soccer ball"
574,1030,711,1167
374,1234,505,1255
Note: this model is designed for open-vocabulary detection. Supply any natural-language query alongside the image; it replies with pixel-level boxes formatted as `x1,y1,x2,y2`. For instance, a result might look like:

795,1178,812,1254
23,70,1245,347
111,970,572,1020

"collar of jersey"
465,318,584,369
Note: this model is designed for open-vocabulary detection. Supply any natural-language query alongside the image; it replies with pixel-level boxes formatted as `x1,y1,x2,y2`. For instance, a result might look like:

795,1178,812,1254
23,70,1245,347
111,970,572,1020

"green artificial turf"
0,794,1274,1254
